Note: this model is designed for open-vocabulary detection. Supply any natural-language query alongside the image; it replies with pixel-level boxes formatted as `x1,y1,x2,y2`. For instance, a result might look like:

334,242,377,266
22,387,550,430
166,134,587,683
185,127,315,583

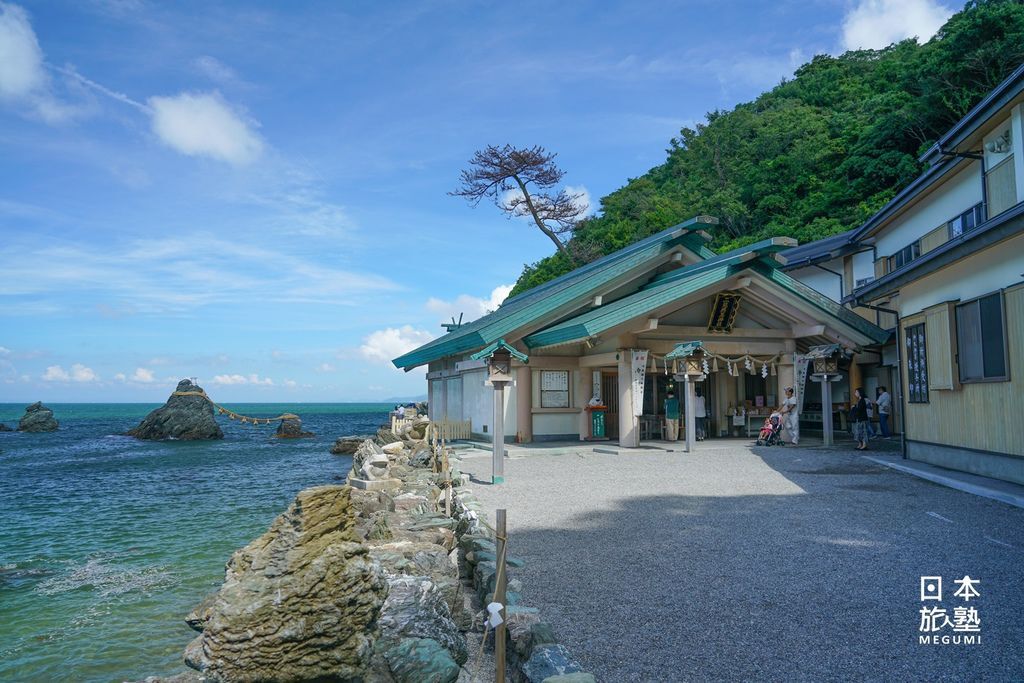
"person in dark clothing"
851,387,869,450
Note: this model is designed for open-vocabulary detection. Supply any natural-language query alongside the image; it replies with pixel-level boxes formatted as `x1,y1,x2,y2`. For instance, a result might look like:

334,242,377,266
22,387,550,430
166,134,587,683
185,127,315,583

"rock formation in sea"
17,402,58,432
183,485,387,681
330,434,372,454
0,423,13,432
274,415,314,438
126,379,223,441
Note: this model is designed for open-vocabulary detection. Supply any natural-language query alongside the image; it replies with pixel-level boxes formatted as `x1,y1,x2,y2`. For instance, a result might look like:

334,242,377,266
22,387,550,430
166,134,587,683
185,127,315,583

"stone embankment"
162,414,594,682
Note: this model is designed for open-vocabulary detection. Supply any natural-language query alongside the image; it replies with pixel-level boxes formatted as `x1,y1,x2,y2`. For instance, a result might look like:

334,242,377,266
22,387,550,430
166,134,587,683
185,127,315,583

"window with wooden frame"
948,203,985,239
955,291,1009,383
539,370,570,408
905,323,929,403
887,240,921,272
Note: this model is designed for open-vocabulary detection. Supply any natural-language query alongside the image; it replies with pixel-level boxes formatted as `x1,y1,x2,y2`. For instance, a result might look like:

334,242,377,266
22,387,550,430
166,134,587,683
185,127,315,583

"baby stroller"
756,412,785,446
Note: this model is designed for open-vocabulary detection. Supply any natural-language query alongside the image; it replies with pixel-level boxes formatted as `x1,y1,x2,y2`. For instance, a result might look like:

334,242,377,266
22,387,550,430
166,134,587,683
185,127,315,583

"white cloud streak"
841,0,953,51
212,373,274,386
0,235,401,314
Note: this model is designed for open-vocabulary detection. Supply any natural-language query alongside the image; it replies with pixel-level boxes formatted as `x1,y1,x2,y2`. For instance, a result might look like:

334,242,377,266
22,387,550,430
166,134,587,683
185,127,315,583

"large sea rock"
127,379,223,441
17,402,58,432
184,485,387,681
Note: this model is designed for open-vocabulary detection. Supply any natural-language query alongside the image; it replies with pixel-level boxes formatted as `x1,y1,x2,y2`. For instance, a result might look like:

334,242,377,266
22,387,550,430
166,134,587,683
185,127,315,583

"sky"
0,0,956,402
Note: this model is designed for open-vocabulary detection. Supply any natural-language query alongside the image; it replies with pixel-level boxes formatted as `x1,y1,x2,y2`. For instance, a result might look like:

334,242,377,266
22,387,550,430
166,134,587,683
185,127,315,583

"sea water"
0,402,389,682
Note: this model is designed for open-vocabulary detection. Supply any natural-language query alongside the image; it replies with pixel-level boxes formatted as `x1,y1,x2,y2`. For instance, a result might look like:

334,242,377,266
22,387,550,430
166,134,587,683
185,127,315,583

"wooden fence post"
495,509,507,682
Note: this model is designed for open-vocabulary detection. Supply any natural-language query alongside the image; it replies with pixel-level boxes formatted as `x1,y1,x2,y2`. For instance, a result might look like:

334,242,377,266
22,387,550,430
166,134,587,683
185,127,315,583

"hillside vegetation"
511,0,1024,296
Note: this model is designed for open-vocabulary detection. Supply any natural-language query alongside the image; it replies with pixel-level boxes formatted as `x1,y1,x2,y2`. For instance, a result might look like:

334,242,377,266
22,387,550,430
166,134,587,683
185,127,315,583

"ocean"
0,402,390,683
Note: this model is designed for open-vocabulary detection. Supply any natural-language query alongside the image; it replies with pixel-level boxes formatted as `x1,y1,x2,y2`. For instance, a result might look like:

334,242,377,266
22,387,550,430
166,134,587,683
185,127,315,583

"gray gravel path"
460,442,1024,682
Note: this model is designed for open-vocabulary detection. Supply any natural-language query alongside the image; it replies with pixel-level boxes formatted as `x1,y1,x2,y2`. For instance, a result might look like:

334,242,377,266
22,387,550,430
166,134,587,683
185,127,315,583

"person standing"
694,387,707,441
851,387,869,450
876,386,892,438
780,387,799,445
664,390,680,441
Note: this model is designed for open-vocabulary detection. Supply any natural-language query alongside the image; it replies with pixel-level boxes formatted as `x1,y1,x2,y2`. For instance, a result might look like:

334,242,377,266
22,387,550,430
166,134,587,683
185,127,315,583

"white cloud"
283,379,297,387
426,284,514,324
42,363,97,382
0,346,9,355
148,91,264,165
70,363,97,381
0,2,76,123
564,184,593,217
841,0,953,51
211,373,273,386
42,365,69,381
360,325,435,364
114,372,126,381
315,362,336,373
131,367,155,382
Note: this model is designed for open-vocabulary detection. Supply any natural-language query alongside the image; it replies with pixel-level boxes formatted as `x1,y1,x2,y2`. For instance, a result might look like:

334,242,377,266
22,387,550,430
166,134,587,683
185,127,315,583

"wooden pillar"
617,351,637,447
515,366,532,444
579,369,593,441
849,353,863,401
684,376,696,453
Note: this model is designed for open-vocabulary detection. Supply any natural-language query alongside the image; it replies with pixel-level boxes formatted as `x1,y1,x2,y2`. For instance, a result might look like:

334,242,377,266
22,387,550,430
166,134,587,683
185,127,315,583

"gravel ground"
460,442,1024,682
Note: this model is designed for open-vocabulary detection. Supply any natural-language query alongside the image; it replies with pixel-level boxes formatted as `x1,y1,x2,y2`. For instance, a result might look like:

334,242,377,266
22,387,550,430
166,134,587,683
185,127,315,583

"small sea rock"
17,401,58,432
274,415,314,438
330,435,371,455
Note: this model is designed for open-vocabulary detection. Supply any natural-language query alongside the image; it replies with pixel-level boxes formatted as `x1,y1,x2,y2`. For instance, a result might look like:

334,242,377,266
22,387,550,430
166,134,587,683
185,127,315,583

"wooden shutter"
874,258,887,279
924,302,960,391
920,224,949,254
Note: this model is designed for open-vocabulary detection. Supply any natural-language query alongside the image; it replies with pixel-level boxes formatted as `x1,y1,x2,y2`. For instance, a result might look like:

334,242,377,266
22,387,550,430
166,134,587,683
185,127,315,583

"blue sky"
0,0,955,402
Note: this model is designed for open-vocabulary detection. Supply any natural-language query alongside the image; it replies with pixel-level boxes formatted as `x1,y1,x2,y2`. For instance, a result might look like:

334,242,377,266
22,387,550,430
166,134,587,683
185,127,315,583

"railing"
427,419,473,442
391,416,417,433
391,416,473,442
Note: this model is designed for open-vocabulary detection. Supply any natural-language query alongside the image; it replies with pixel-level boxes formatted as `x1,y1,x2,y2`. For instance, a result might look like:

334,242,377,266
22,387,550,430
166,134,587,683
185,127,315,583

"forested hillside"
511,0,1024,296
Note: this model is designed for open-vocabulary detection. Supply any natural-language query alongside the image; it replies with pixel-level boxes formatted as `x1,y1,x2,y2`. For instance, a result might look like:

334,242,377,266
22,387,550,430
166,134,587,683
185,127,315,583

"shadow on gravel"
499,448,1024,682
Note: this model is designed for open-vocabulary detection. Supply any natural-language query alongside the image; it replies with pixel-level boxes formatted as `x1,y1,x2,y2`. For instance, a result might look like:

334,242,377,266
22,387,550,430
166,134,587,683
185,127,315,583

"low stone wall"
448,476,597,683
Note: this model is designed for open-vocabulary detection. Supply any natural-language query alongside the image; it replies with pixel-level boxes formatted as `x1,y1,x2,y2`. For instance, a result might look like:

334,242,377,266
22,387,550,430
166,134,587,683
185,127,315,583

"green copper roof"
804,343,844,359
523,237,795,348
469,338,529,363
391,216,719,370
665,341,704,359
523,237,889,349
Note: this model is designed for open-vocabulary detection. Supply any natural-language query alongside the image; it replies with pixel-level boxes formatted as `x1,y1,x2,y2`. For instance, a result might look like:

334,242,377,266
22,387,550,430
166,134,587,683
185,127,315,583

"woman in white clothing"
780,386,799,445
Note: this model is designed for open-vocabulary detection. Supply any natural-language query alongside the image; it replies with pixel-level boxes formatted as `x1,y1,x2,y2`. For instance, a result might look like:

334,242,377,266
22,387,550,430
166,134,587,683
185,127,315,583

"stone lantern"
471,339,528,484
807,343,844,446
666,341,704,453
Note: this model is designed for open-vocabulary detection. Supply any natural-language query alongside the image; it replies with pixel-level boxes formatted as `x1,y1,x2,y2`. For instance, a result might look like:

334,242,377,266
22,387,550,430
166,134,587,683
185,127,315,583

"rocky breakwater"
179,423,479,682
274,414,314,438
127,379,223,440
17,402,59,432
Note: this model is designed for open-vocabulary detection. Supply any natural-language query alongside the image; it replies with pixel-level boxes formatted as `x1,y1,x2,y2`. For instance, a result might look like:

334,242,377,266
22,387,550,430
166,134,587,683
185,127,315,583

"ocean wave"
34,557,175,598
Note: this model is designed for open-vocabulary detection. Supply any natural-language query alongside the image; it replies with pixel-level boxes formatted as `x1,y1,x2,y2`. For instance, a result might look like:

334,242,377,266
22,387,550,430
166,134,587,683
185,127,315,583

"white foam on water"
34,557,176,598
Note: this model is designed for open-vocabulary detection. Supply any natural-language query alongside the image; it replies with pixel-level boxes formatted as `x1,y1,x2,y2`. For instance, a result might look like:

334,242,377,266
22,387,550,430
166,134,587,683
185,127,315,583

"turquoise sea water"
0,402,388,683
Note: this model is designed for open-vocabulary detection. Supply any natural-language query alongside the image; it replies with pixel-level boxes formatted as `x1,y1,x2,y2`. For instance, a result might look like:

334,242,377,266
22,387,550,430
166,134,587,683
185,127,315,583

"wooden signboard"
708,292,742,333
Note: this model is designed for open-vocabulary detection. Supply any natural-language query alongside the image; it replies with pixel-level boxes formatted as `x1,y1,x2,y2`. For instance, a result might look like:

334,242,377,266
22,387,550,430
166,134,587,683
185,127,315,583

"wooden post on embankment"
495,509,508,682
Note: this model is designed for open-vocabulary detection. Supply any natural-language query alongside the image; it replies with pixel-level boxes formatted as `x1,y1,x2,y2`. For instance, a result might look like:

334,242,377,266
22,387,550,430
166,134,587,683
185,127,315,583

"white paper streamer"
486,601,504,628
